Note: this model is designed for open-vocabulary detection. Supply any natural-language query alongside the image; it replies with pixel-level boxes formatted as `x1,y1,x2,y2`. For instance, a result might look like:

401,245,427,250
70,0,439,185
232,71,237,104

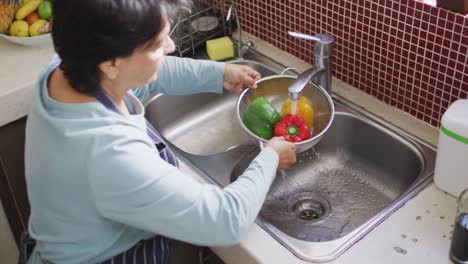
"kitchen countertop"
0,38,54,127
0,34,458,264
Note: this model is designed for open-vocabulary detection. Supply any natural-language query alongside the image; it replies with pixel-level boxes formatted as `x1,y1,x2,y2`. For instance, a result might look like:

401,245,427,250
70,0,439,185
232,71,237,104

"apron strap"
92,89,178,167
92,90,165,148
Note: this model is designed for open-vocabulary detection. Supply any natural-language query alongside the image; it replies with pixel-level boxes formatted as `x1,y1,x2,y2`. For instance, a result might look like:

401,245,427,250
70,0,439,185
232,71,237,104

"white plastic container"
434,99,468,197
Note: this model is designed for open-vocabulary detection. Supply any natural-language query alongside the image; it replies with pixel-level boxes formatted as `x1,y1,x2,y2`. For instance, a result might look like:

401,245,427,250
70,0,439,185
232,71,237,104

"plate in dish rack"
190,16,219,32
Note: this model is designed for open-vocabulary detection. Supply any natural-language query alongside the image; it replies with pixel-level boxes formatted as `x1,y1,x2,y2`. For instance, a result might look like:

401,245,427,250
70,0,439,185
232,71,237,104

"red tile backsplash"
204,0,468,128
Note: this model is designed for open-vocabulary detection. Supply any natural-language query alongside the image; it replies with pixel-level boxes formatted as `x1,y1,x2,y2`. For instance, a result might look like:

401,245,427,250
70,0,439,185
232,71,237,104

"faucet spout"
288,67,325,100
287,32,335,97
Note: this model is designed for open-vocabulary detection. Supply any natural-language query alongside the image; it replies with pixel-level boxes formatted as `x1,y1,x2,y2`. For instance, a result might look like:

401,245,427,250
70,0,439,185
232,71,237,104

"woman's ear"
99,59,120,80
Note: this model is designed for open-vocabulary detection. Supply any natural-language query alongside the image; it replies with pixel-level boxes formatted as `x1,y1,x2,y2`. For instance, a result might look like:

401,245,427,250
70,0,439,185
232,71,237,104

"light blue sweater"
25,55,279,264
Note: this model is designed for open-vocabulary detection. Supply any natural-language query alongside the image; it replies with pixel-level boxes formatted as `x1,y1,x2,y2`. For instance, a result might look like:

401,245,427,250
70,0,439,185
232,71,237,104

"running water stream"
291,98,298,115
280,98,298,178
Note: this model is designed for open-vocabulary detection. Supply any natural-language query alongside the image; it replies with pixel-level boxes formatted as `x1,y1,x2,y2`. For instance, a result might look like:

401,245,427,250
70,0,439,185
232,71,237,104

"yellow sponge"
206,36,234,61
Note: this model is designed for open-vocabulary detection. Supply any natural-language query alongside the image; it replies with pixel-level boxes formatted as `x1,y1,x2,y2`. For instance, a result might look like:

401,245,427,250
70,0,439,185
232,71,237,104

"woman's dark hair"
52,0,190,93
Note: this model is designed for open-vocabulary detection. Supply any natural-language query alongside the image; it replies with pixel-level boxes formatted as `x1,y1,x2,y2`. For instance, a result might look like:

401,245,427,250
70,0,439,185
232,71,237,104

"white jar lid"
441,99,468,144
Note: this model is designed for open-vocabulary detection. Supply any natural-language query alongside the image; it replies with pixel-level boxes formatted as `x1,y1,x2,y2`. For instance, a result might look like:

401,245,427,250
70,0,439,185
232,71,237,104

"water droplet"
411,238,418,243
440,216,445,220
443,234,446,238
393,246,407,254
416,216,421,220
425,210,430,214
401,234,406,239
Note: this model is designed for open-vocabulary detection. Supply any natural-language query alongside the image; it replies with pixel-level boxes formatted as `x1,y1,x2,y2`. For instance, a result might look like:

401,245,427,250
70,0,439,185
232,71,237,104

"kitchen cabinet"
0,117,29,248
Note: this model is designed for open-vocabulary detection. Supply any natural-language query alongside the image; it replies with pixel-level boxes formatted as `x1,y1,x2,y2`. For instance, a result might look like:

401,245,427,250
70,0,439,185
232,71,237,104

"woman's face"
117,20,175,89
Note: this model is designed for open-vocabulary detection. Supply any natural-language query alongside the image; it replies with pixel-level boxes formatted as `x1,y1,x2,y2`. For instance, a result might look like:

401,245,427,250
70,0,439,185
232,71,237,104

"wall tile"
199,0,467,127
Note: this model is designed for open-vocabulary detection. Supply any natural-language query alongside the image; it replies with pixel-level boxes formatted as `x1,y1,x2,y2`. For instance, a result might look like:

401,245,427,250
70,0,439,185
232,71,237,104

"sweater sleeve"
87,126,278,246
133,56,225,102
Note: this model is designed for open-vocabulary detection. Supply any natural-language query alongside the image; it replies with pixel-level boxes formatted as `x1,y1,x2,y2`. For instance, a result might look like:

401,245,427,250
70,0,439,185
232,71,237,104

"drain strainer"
288,192,330,223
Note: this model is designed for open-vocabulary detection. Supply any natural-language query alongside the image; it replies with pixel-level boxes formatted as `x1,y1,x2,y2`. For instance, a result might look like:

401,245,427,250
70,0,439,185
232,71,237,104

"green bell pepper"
242,97,281,140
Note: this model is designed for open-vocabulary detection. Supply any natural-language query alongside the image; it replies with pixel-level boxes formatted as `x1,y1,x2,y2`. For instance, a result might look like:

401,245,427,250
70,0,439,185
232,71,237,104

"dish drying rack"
170,0,234,57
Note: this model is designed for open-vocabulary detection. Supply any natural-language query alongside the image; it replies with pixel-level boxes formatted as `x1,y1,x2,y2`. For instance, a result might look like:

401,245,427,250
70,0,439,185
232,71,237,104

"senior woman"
22,0,297,263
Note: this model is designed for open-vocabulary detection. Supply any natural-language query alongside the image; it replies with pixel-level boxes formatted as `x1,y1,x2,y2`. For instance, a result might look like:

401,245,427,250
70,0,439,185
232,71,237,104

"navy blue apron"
19,89,177,264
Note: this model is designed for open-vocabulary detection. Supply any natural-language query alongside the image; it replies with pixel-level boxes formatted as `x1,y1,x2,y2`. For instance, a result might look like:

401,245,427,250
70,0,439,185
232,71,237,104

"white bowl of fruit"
0,0,53,47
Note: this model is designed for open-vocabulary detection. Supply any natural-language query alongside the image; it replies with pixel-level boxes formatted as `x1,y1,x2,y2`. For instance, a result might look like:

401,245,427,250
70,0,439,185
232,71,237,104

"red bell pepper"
273,114,311,142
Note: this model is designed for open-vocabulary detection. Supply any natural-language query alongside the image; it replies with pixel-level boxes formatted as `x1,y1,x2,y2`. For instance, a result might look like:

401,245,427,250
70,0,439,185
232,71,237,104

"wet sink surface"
145,60,277,156
231,112,423,242
145,51,437,262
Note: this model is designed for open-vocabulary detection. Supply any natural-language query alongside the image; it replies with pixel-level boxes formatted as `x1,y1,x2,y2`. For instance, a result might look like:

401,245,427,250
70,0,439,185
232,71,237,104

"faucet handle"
289,31,335,61
288,31,335,44
238,36,256,57
287,31,335,98
244,36,256,49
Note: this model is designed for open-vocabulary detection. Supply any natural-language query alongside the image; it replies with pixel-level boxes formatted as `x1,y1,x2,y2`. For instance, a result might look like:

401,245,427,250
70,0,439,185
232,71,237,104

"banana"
15,0,43,20
38,20,51,34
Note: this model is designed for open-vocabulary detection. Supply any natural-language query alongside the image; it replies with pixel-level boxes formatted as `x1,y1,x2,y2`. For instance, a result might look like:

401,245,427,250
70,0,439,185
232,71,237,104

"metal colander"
236,75,334,153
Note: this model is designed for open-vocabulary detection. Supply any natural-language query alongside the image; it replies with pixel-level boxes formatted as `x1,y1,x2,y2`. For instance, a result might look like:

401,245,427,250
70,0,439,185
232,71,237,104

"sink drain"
288,192,330,223
294,201,322,220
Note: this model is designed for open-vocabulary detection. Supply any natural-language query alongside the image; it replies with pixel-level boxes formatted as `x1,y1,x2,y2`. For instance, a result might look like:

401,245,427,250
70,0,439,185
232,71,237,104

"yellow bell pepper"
280,96,314,128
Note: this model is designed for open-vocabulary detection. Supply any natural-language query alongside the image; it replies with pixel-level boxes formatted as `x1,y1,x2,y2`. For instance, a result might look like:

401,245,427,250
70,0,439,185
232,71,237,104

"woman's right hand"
264,137,297,170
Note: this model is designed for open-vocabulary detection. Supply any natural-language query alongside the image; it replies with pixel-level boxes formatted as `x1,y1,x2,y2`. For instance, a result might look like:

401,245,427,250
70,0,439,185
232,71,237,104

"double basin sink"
144,50,437,262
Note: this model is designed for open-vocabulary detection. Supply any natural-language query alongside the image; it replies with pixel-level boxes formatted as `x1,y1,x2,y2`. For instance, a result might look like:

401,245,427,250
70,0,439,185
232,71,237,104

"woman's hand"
265,137,297,170
223,64,261,94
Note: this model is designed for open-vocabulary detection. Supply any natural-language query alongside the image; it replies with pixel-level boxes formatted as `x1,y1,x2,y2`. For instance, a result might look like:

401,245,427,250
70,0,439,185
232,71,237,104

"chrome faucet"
226,1,256,58
287,32,335,99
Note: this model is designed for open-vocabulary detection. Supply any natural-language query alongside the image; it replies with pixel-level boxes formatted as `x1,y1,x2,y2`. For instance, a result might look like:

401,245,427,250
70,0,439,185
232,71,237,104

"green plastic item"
242,97,281,140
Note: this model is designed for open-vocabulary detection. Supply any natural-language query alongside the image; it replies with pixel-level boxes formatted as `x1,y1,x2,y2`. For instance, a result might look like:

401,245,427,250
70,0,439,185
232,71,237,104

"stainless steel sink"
145,50,436,262
144,60,278,156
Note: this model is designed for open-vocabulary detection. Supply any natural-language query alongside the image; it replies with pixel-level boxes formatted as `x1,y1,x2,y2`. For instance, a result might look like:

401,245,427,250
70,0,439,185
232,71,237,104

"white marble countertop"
0,34,457,264
0,38,54,127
